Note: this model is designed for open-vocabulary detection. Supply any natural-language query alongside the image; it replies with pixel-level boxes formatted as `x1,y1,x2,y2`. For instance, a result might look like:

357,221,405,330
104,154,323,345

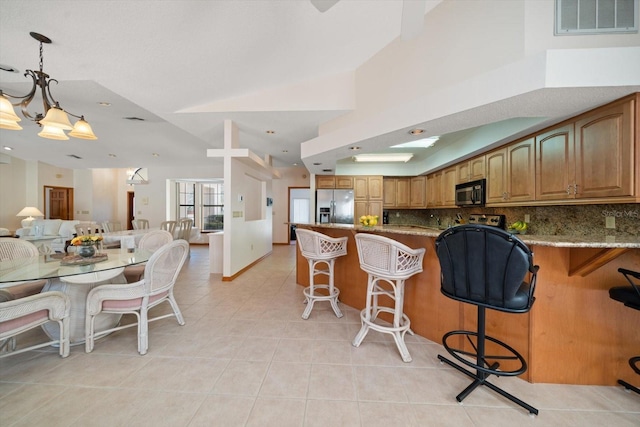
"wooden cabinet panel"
536,124,575,201
507,138,536,202
442,167,457,207
456,155,485,183
427,172,442,207
396,178,410,207
383,178,397,208
335,176,354,189
354,176,369,200
486,148,507,204
368,176,383,200
316,176,335,189
409,176,426,208
575,99,634,198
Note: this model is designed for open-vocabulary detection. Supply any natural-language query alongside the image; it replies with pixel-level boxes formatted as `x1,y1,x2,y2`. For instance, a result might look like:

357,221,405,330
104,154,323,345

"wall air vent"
556,0,638,35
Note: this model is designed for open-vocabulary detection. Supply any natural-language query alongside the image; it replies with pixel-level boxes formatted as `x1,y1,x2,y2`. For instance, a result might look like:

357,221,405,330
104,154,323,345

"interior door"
45,186,74,220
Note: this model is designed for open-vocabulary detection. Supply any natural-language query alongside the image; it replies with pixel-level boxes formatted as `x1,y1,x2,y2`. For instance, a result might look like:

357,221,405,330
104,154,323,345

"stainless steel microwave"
455,179,486,207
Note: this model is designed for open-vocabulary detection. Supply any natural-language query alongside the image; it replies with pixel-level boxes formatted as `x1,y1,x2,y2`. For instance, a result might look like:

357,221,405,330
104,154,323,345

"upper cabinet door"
507,137,536,202
536,124,575,201
316,176,335,189
335,176,354,189
574,99,634,199
409,176,426,208
486,148,508,204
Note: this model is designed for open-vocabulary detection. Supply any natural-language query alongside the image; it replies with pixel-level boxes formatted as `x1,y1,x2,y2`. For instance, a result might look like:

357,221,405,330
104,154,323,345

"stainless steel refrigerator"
316,189,354,224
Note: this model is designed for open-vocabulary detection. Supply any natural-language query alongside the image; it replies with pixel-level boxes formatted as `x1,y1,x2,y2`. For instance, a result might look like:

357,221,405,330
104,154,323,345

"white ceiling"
0,1,638,174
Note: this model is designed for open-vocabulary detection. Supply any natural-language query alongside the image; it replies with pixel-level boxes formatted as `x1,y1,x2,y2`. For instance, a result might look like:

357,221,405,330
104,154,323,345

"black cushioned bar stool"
609,268,640,395
435,224,539,415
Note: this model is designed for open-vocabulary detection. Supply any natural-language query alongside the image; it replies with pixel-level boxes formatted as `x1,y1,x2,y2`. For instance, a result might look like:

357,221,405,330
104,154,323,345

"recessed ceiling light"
293,162,298,166
0,64,19,73
3,146,13,151
266,130,275,134
108,153,116,157
282,150,288,153
322,169,333,172
353,153,414,163
409,128,424,135
313,162,321,165
98,102,111,107
350,146,361,151
152,153,159,157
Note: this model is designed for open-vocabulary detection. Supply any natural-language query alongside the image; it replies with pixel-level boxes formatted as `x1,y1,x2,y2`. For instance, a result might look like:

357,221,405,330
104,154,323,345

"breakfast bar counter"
294,223,640,386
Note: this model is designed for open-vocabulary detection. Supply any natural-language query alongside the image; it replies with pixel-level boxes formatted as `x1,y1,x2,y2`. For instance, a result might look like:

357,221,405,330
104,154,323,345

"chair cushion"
0,309,48,334
2,280,47,300
58,221,80,239
102,291,169,310
0,290,14,302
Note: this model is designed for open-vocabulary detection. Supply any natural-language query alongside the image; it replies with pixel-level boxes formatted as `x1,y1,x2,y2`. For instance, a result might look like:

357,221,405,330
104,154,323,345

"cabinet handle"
574,183,578,194
566,185,572,195
502,192,508,200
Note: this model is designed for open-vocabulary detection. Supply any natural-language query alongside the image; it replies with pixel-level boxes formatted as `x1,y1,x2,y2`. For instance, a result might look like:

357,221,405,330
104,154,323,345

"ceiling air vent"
556,0,638,35
67,154,82,159
124,117,145,121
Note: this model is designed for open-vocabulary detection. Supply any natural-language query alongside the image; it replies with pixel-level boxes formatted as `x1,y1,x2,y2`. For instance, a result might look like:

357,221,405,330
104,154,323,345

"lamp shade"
16,206,44,228
68,118,98,140
0,117,23,130
39,107,73,130
38,125,69,140
0,95,21,122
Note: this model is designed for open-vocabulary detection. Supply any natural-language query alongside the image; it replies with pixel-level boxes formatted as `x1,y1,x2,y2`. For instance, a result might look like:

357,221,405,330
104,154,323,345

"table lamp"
16,206,44,227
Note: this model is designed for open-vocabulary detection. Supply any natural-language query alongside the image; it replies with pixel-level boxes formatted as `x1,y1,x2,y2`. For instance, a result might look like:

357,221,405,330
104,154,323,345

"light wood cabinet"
316,176,335,189
354,175,383,223
442,166,457,207
383,178,410,208
335,176,354,189
486,137,535,204
317,175,353,189
427,172,442,207
409,176,426,208
537,96,635,201
456,155,485,183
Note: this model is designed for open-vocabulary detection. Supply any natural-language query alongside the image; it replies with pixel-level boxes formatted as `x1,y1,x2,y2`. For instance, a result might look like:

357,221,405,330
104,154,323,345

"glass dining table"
0,248,153,345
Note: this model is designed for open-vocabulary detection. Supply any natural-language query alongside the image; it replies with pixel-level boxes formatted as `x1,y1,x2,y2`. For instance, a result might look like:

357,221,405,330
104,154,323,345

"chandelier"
0,32,97,140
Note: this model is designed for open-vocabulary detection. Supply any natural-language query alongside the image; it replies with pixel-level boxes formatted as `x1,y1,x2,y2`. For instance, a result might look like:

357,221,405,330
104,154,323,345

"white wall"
0,156,28,231
225,157,273,277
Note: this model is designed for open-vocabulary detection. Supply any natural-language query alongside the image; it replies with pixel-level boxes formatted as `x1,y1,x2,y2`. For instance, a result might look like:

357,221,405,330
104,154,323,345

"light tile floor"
1,244,639,427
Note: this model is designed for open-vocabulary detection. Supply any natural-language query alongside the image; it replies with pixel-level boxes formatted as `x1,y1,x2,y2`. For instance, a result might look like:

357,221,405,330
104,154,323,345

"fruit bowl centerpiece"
359,214,378,229
70,235,103,257
508,221,528,234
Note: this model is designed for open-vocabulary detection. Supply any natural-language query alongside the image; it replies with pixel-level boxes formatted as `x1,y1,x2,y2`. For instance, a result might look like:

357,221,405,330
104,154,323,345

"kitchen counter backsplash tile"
385,204,639,237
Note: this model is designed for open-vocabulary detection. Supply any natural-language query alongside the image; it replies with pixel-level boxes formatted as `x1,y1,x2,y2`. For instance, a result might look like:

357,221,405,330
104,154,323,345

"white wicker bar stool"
295,228,348,320
353,233,425,362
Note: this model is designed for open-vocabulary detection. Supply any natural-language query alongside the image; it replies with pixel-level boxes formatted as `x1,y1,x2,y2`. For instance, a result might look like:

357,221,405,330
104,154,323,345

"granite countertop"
294,223,640,249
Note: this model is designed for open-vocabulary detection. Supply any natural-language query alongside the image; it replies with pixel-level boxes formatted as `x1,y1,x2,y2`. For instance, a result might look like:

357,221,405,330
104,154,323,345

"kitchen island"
294,223,640,386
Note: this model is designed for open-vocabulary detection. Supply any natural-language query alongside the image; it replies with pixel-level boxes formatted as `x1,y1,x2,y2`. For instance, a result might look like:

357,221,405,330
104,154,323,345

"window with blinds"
556,0,638,34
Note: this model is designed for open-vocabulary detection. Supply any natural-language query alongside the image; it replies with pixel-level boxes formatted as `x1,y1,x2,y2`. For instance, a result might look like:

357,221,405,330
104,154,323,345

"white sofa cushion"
58,220,80,239
32,219,62,236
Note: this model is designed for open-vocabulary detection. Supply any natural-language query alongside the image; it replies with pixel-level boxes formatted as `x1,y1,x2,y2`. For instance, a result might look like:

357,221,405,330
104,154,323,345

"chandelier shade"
0,32,97,140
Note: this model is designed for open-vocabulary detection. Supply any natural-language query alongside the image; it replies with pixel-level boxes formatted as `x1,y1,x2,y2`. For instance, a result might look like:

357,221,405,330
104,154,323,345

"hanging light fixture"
0,32,97,140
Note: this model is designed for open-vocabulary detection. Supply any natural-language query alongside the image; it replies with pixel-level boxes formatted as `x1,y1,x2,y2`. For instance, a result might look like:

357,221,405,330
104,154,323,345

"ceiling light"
266,130,275,134
0,32,97,140
152,153,159,157
282,150,288,153
350,146,361,151
98,102,111,107
108,153,116,158
3,146,13,151
392,136,439,148
409,128,425,135
353,153,414,163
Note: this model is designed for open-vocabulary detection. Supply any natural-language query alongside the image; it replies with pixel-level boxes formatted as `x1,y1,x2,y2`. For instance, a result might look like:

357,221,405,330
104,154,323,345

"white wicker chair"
102,221,123,232
159,220,177,235
176,218,193,241
0,238,47,299
352,233,425,362
85,239,189,355
123,230,174,283
0,291,71,358
295,228,348,319
131,218,150,230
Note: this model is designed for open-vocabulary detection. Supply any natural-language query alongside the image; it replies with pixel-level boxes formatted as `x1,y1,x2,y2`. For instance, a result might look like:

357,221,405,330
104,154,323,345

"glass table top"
0,248,153,285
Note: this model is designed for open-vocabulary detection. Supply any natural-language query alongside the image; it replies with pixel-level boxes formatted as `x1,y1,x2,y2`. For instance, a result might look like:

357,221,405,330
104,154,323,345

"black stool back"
435,224,539,415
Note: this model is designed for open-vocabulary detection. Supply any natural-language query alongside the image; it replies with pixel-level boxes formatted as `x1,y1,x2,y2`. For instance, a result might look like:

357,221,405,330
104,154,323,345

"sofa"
16,219,82,253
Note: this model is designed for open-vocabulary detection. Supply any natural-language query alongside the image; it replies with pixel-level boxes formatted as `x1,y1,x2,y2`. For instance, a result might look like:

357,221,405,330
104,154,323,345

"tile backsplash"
385,203,640,237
